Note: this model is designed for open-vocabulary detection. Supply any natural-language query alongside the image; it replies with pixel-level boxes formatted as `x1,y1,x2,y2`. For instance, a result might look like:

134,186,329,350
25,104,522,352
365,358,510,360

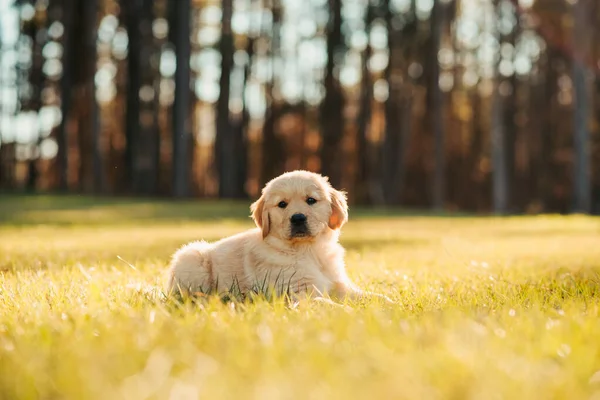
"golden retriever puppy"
166,170,392,304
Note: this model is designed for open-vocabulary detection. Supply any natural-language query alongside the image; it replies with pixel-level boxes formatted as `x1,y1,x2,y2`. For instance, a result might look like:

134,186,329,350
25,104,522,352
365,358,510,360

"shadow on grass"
0,193,475,227
341,237,430,252
0,194,250,226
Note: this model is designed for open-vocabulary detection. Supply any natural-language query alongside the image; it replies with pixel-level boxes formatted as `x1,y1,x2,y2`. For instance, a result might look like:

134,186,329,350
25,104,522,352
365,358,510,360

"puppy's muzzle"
290,213,310,237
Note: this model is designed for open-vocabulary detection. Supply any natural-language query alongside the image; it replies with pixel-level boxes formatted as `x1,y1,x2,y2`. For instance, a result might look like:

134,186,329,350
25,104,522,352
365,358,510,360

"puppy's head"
250,170,348,241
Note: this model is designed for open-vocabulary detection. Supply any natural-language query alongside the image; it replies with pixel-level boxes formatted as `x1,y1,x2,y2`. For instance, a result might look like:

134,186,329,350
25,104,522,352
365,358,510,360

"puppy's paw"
374,293,396,305
352,290,397,305
288,292,352,311
313,296,353,311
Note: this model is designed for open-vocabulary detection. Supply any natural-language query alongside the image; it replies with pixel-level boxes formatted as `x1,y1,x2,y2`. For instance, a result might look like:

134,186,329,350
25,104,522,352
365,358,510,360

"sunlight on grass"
1,196,599,399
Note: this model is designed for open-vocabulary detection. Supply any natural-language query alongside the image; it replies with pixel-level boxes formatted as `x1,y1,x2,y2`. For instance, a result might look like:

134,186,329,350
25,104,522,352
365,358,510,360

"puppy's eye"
306,197,317,205
277,201,288,209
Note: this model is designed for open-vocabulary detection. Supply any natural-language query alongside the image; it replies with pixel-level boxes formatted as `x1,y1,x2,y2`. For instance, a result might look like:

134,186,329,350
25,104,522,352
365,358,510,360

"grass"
1,194,600,399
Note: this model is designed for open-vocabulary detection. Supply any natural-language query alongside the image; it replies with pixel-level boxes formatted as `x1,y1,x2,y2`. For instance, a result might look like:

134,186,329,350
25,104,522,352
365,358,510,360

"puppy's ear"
328,188,348,230
250,195,270,238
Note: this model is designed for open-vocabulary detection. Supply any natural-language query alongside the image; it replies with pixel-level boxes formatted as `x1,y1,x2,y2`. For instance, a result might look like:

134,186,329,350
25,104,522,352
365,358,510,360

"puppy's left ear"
251,195,270,238
328,189,348,230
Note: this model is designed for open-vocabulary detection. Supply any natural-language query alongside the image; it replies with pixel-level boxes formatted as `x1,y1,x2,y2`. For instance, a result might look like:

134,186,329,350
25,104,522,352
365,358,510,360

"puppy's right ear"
250,195,270,238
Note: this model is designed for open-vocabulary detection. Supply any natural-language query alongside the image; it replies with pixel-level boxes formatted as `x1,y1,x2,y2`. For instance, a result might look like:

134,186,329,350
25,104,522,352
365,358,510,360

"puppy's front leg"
363,291,395,304
333,282,395,304
289,289,350,310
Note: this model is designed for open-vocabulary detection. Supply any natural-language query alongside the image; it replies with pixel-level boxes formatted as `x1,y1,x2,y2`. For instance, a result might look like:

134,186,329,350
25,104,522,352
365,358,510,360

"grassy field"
1,195,600,399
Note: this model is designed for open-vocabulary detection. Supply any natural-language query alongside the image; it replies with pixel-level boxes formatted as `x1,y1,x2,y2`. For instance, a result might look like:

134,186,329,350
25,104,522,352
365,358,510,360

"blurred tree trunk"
137,0,160,195
594,1,600,214
232,24,255,198
73,0,101,193
87,0,103,193
125,0,160,195
172,0,192,198
430,0,445,210
355,0,373,205
22,7,45,192
74,0,88,192
319,0,345,188
539,49,558,212
261,0,285,185
381,0,397,206
572,0,591,213
57,0,74,191
527,71,543,212
0,144,16,190
123,0,141,193
468,90,485,210
503,73,518,211
261,101,285,185
381,0,410,206
502,4,518,211
216,0,245,198
0,21,16,189
490,0,507,214
491,80,507,214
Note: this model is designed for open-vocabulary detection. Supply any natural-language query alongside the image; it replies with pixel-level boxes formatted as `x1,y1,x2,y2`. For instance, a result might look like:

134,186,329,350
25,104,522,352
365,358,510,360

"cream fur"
166,170,391,304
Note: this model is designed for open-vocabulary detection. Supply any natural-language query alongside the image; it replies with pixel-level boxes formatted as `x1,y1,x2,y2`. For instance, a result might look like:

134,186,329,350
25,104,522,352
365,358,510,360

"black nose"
290,213,307,225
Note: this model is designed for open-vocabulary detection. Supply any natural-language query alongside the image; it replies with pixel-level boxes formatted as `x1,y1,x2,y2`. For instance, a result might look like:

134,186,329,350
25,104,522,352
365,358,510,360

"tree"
502,20,518,210
490,0,508,214
123,0,142,193
233,0,256,198
319,0,345,188
355,0,373,205
172,0,192,198
260,0,285,186
571,0,591,213
491,79,508,214
381,0,413,206
216,0,246,198
57,0,75,192
71,0,101,193
85,0,103,193
124,0,160,195
430,0,445,210
20,2,46,191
